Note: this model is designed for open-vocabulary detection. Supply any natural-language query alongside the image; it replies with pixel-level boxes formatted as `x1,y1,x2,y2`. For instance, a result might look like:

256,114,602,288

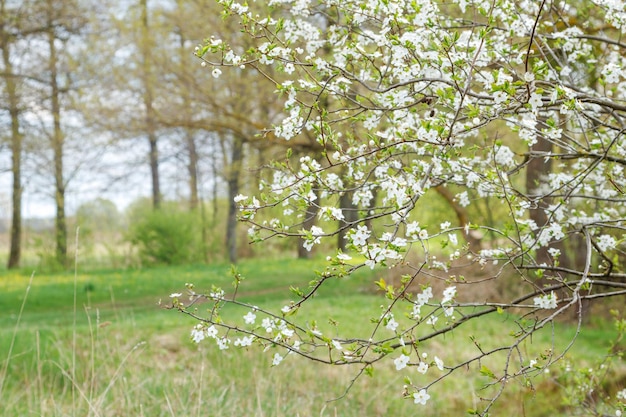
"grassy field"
0,258,623,416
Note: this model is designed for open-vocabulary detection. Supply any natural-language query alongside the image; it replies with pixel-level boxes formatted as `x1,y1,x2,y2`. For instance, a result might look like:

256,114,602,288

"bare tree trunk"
211,147,219,224
173,19,199,211
8,117,22,270
526,136,552,266
47,4,67,267
2,17,22,269
187,131,199,210
48,19,67,267
337,190,358,252
199,193,209,263
148,132,160,208
526,117,570,269
140,0,160,209
226,136,244,263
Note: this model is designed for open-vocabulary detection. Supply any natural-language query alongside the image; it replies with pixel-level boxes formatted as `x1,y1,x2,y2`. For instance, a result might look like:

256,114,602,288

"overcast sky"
0,139,223,220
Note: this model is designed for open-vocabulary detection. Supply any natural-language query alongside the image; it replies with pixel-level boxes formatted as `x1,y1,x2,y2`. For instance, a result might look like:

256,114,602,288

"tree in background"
155,0,234,260
75,198,121,233
138,0,161,209
1,0,90,268
39,0,90,267
92,0,172,213
1,0,308,266
155,0,288,263
178,0,626,414
0,0,25,269
45,0,67,266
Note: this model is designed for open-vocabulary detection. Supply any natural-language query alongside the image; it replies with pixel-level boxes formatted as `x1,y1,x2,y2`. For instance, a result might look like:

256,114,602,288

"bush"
128,207,201,266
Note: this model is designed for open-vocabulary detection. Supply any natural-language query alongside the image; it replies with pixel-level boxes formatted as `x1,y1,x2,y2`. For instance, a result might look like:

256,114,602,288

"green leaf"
480,365,497,379
290,286,304,297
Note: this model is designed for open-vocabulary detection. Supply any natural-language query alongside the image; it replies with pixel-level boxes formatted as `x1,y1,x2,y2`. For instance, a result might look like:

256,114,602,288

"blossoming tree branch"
170,0,626,414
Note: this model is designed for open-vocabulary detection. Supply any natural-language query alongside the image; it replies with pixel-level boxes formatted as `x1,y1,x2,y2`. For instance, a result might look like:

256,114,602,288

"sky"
0,174,136,219
0,144,148,220
0,141,221,221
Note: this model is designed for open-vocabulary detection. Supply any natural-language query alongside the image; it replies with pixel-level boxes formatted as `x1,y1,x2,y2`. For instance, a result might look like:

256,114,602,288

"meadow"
0,258,623,416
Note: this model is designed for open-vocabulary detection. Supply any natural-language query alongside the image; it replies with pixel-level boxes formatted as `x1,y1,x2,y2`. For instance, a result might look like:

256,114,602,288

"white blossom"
533,292,558,309
597,234,617,252
528,92,543,112
413,389,430,405
434,356,444,371
416,361,429,374
441,286,456,304
272,353,284,366
394,354,410,370
196,0,626,408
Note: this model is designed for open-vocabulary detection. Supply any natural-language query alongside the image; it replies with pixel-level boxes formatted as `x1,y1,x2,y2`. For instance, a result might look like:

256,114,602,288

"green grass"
0,258,623,416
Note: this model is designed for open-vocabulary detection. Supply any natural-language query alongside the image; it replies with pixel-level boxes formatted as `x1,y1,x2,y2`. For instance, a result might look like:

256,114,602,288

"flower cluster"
190,323,219,344
533,292,558,310
190,0,626,412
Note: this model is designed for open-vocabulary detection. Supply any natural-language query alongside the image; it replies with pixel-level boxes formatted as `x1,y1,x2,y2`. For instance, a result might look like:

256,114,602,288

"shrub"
128,207,201,266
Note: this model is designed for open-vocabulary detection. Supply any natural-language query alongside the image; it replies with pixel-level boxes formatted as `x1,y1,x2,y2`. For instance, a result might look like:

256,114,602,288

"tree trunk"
526,137,551,266
175,1,199,211
337,190,358,252
528,115,588,317
226,136,244,263
8,121,22,270
187,131,199,210
47,5,67,267
211,148,219,224
2,21,22,269
140,0,160,209
526,117,570,269
148,132,160,208
181,74,199,210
